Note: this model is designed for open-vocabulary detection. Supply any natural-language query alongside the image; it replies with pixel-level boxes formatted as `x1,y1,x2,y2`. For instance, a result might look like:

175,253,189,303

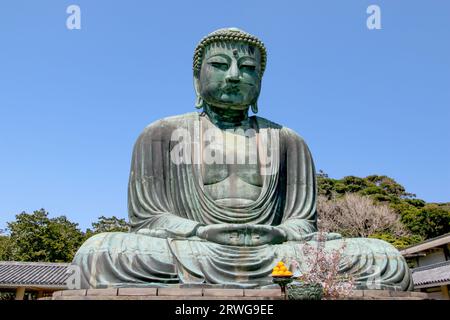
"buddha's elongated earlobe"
193,77,204,109
195,95,204,109
251,101,258,114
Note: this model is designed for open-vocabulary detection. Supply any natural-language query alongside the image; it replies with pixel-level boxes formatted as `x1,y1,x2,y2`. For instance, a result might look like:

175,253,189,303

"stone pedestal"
339,290,430,300
51,287,283,300
49,288,431,300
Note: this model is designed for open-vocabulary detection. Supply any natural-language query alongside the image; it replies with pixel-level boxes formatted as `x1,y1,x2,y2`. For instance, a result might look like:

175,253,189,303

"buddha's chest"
200,126,263,199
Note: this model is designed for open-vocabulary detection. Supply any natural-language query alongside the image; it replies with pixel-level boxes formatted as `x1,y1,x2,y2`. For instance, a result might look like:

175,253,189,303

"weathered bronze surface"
72,28,413,291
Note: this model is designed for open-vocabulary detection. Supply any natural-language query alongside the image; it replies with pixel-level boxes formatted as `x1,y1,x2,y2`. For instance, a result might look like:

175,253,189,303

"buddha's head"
193,28,267,113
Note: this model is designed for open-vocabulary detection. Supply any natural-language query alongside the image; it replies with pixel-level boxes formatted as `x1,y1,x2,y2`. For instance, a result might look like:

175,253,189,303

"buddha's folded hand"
297,231,343,242
136,227,198,239
195,224,287,246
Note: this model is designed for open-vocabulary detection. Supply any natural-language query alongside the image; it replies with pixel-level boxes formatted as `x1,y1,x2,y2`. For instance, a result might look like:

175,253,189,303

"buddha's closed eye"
240,64,256,71
210,62,229,70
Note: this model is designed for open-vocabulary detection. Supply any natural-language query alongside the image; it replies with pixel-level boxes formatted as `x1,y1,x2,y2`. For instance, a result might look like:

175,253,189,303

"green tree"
317,170,339,199
369,233,423,249
6,209,84,262
0,230,13,260
317,172,416,201
365,175,416,199
85,215,129,239
45,216,85,262
317,171,450,243
401,204,450,239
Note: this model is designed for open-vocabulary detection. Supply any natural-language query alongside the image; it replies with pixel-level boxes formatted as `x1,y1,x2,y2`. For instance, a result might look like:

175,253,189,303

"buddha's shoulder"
251,115,282,129
140,112,199,135
251,116,307,143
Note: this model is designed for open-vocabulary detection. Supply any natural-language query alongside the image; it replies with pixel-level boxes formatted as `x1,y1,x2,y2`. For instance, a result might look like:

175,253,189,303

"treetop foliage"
0,209,129,262
317,171,450,247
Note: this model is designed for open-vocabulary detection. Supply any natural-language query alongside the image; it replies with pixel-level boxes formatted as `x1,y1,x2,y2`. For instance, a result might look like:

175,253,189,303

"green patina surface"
72,28,413,291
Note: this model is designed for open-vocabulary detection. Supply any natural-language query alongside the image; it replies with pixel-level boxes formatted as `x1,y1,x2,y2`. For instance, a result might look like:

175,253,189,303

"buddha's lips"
223,85,240,94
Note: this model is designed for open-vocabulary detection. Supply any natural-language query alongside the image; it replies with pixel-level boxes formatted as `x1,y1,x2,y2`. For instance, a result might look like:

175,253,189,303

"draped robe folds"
72,112,413,290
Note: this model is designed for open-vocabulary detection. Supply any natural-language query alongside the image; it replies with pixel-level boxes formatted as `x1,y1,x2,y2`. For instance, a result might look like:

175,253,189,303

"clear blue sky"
0,0,449,232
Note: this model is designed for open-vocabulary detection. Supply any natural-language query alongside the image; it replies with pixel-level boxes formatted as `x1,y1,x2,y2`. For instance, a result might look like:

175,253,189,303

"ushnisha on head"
193,28,267,114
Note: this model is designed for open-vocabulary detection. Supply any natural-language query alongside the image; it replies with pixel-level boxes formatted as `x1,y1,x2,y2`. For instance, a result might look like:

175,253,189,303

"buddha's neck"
204,104,249,127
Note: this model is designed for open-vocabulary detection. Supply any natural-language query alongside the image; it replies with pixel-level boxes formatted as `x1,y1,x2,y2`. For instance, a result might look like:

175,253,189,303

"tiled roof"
400,233,450,255
0,261,69,288
412,260,450,288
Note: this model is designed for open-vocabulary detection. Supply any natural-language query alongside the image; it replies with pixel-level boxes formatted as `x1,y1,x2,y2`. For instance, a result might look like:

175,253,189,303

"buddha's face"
196,41,262,110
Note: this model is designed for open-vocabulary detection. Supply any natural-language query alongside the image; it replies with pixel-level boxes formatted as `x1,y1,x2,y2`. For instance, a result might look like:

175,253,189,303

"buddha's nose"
225,61,240,83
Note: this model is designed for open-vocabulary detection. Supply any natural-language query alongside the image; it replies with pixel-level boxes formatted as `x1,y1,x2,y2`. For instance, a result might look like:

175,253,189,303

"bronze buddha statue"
72,28,413,291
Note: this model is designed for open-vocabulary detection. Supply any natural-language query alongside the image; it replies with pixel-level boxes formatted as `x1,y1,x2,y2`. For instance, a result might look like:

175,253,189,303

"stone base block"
51,287,284,300
50,288,431,300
